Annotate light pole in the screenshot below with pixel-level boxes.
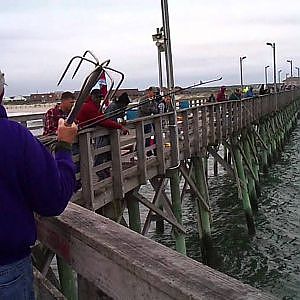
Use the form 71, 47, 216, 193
239, 56, 246, 91
161, 0, 185, 254
295, 67, 300, 78
287, 60, 293, 77
152, 27, 165, 90
266, 42, 277, 91
278, 69, 282, 84
265, 65, 270, 87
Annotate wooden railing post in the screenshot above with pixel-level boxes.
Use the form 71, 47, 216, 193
78, 131, 95, 211
110, 130, 124, 200
136, 121, 147, 184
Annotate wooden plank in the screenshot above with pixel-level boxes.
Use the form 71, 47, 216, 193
136, 121, 147, 184
179, 164, 210, 212
154, 117, 166, 174
182, 110, 191, 157
34, 267, 66, 300
215, 104, 222, 141
222, 102, 228, 139
207, 146, 235, 177
228, 102, 233, 135
78, 274, 112, 300
208, 105, 215, 144
149, 178, 180, 224
133, 191, 186, 234
192, 107, 200, 155
142, 177, 166, 235
110, 130, 124, 200
78, 132, 95, 210
201, 106, 208, 148
36, 203, 276, 300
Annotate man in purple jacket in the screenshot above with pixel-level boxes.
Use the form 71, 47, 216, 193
0, 80, 77, 299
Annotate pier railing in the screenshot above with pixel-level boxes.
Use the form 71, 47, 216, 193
10, 89, 300, 211
35, 202, 275, 300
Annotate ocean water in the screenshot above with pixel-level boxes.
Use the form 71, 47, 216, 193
143, 122, 300, 300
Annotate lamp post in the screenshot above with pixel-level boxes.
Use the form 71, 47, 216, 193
265, 65, 270, 87
239, 56, 246, 91
287, 60, 293, 77
295, 67, 300, 78
266, 42, 277, 91
161, 0, 186, 255
152, 27, 165, 90
278, 69, 282, 84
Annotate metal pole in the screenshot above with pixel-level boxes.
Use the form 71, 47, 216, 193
272, 43, 277, 92
161, 0, 185, 255
265, 66, 269, 87
157, 46, 163, 90
240, 56, 246, 90
161, 0, 174, 88
161, 0, 179, 165
278, 70, 282, 84
240, 57, 243, 90
296, 67, 300, 78
287, 60, 293, 77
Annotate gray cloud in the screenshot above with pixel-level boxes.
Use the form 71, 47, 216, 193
2, 0, 300, 96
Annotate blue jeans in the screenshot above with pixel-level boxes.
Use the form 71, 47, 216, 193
0, 255, 35, 300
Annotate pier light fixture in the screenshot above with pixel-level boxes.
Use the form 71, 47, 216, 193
295, 67, 300, 78
265, 65, 270, 87
239, 56, 247, 90
278, 69, 282, 84
266, 42, 277, 92
152, 27, 165, 90
287, 60, 293, 77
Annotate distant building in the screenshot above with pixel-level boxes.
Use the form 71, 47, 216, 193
30, 92, 59, 102
12, 96, 27, 101
2, 96, 13, 103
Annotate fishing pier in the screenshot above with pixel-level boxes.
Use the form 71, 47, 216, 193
10, 88, 299, 299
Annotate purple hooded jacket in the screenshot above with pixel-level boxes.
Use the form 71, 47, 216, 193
0, 105, 75, 265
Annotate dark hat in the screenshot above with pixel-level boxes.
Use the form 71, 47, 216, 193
118, 92, 130, 105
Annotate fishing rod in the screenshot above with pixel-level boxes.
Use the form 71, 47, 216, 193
78, 76, 223, 130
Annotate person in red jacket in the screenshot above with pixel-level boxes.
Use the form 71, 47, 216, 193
77, 89, 128, 180
77, 89, 128, 133
216, 86, 227, 102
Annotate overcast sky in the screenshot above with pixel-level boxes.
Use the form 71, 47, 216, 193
1, 0, 300, 96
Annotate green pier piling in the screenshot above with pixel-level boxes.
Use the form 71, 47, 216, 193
243, 134, 258, 211
169, 169, 186, 255
260, 124, 269, 173
192, 156, 213, 264
127, 195, 142, 234
57, 256, 77, 300
231, 138, 255, 235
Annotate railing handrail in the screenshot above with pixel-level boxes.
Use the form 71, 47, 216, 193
36, 202, 275, 300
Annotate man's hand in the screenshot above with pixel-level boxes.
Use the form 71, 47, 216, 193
57, 118, 78, 144
120, 126, 129, 135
